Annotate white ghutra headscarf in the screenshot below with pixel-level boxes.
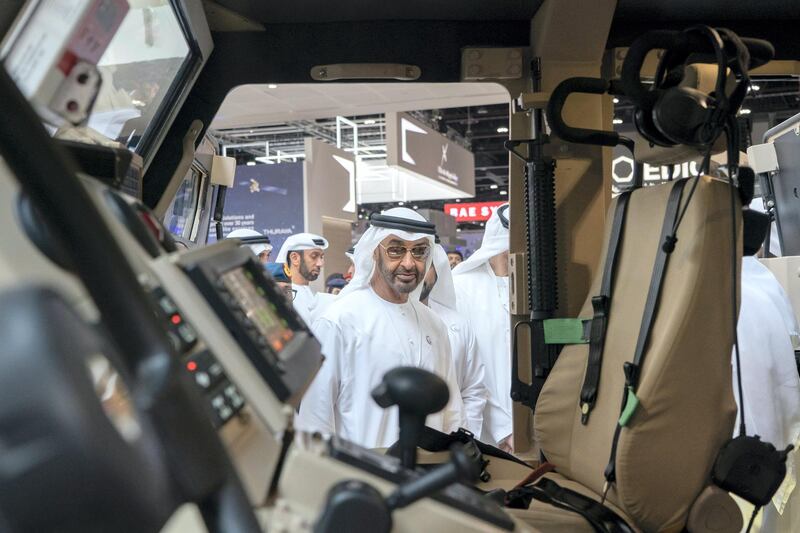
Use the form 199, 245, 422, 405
338, 207, 436, 301
452, 203, 509, 275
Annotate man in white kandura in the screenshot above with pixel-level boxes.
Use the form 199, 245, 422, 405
297, 208, 464, 448
735, 208, 800, 532
421, 240, 487, 436
452, 203, 512, 451
275, 233, 328, 324
227, 228, 273, 264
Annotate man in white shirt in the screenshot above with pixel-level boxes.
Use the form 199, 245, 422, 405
421, 241, 487, 436
297, 208, 464, 448
275, 233, 329, 324
452, 204, 512, 450
734, 207, 800, 531
227, 228, 273, 264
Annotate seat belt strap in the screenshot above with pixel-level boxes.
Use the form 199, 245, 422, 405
579, 192, 632, 424
506, 478, 635, 533
603, 179, 688, 488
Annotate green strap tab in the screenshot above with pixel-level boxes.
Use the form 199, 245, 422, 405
618, 387, 640, 427
543, 318, 589, 345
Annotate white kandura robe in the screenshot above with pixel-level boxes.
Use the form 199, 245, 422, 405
453, 262, 511, 445
430, 300, 487, 437
292, 284, 316, 325
734, 256, 800, 531
297, 287, 465, 449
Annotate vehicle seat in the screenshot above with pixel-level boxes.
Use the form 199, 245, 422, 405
515, 176, 742, 532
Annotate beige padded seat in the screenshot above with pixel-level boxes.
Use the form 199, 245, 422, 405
515, 176, 741, 532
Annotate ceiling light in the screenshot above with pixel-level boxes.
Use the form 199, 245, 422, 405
267, 84, 278, 89
739, 108, 752, 115
500, 190, 507, 195
497, 126, 509, 133
364, 119, 376, 125
749, 84, 761, 91
398, 201, 405, 206
456, 199, 461, 203
612, 118, 623, 125
413, 205, 419, 209
612, 97, 620, 104
456, 228, 462, 232
490, 184, 498, 189
246, 161, 256, 166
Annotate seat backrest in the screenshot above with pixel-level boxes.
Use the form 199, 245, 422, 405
533, 176, 740, 531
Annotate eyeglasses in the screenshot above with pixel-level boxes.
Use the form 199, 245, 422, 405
379, 243, 431, 260
282, 287, 297, 301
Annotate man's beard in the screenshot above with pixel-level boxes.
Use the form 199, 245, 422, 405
299, 259, 319, 281
377, 253, 421, 294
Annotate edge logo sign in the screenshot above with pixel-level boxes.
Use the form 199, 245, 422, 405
612, 154, 701, 192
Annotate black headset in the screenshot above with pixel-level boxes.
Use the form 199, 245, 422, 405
624, 26, 751, 149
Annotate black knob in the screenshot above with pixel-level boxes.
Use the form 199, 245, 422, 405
371, 367, 449, 469
385, 443, 480, 510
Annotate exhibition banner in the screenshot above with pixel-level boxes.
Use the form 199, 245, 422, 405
386, 111, 475, 196
211, 162, 305, 256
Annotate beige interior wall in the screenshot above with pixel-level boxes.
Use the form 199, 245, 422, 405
321, 217, 353, 286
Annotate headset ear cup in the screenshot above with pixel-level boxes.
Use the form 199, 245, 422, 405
634, 97, 677, 147
653, 87, 713, 147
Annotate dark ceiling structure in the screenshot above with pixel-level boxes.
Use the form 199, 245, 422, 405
145, 0, 800, 209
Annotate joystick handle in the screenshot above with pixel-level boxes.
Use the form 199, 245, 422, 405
386, 443, 480, 510
372, 367, 450, 469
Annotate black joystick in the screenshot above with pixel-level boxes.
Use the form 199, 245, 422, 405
371, 367, 450, 470
386, 443, 481, 510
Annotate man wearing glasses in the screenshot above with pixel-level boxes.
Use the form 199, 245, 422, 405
265, 263, 296, 303
297, 207, 464, 449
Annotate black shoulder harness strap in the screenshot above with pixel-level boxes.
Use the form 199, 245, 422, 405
506, 477, 635, 533
579, 191, 632, 424
603, 178, 688, 490
387, 426, 532, 469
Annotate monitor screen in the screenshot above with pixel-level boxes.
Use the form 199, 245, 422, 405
87, 3, 192, 152
219, 266, 295, 356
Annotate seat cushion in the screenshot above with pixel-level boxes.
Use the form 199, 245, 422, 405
533, 177, 739, 531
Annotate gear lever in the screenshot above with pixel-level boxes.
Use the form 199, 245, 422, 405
371, 367, 450, 469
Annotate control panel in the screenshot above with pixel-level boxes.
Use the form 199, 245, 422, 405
178, 245, 323, 405
150, 286, 245, 428
328, 437, 515, 530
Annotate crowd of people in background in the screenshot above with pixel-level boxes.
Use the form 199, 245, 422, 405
228, 204, 512, 450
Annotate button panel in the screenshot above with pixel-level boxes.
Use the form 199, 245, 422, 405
185, 349, 245, 427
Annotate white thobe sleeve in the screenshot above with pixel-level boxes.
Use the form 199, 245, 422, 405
438, 333, 466, 434
296, 318, 344, 436
459, 325, 488, 437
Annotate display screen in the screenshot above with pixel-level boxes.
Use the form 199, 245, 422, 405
219, 267, 294, 354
